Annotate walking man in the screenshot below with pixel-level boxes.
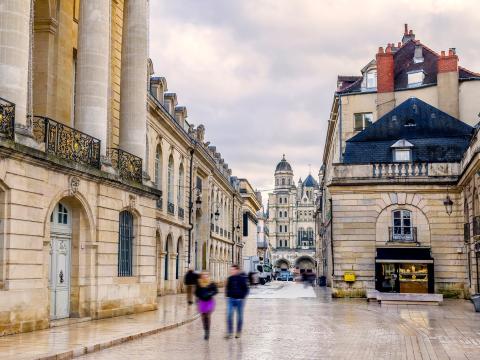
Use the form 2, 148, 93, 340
184, 268, 199, 305
225, 265, 249, 339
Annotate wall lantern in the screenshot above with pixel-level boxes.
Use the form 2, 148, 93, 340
443, 195, 453, 216
235, 224, 241, 233
214, 209, 220, 221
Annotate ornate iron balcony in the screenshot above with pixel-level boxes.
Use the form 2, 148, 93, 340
178, 207, 184, 219
0, 97, 15, 140
156, 198, 163, 210
108, 148, 142, 183
32, 115, 101, 168
388, 226, 417, 242
167, 202, 175, 215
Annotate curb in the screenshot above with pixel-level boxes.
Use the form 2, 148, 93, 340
36, 313, 201, 360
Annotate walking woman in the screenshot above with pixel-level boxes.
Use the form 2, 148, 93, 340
195, 272, 218, 340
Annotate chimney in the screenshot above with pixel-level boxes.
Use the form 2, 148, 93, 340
437, 49, 459, 118
376, 45, 395, 117
401, 24, 415, 44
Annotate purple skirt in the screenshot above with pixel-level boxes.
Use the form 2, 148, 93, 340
197, 298, 215, 314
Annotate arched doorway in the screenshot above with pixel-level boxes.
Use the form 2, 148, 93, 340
49, 202, 72, 320
275, 258, 290, 270
295, 256, 315, 272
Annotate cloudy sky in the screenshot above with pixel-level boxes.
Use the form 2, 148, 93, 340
149, 0, 480, 196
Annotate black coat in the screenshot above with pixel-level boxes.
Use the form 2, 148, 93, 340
184, 271, 199, 285
195, 283, 218, 301
226, 274, 249, 299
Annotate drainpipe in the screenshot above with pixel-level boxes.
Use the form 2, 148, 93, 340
329, 198, 335, 276
187, 146, 195, 267
231, 193, 236, 264
338, 95, 343, 163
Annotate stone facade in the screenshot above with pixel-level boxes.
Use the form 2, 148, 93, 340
0, 0, 251, 336
267, 156, 318, 271
318, 25, 480, 298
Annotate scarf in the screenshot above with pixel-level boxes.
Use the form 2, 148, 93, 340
198, 277, 211, 288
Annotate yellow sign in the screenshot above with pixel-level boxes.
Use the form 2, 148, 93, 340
344, 272, 356, 282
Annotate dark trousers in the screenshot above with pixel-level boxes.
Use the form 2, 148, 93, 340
186, 285, 194, 304
201, 313, 211, 332
227, 298, 244, 334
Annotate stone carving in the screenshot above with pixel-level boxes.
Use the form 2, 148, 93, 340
128, 194, 136, 210
197, 125, 205, 142
69, 176, 80, 196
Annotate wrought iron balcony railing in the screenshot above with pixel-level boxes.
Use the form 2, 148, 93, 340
0, 97, 15, 140
388, 227, 417, 242
156, 198, 163, 210
178, 207, 184, 219
473, 216, 480, 237
167, 202, 175, 215
108, 148, 142, 183
32, 115, 101, 168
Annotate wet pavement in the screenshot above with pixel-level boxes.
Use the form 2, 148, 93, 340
78, 282, 480, 360
0, 294, 198, 360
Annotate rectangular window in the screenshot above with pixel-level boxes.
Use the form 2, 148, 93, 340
407, 71, 424, 87
243, 213, 248, 236
354, 113, 373, 131
366, 71, 377, 89
394, 149, 411, 162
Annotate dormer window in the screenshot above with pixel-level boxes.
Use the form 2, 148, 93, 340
407, 71, 424, 87
391, 139, 414, 162
366, 71, 377, 89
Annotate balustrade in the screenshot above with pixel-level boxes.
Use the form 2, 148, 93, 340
372, 163, 428, 178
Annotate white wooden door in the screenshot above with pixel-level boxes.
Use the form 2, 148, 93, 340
49, 203, 72, 320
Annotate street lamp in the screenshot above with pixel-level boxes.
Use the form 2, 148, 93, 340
443, 195, 453, 216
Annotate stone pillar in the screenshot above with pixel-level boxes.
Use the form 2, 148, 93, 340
74, 0, 110, 156
0, 0, 30, 127
119, 0, 148, 161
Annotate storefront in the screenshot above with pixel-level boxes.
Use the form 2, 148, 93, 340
375, 247, 434, 294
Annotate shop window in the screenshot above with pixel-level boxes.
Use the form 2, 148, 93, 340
392, 210, 413, 241
354, 113, 373, 131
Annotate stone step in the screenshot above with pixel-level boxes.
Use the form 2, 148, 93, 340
378, 292, 443, 305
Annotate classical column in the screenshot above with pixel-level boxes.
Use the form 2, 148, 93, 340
74, 0, 110, 156
0, 0, 31, 127
119, 0, 148, 161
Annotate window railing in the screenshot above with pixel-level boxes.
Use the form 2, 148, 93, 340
167, 202, 175, 215
473, 216, 480, 237
32, 115, 101, 168
178, 207, 184, 219
220, 228, 224, 236
388, 227, 417, 242
108, 147, 142, 183
215, 225, 219, 234
372, 163, 428, 178
0, 97, 15, 140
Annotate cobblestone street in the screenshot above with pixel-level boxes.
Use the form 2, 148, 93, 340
78, 282, 480, 360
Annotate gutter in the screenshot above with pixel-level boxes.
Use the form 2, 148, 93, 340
329, 198, 335, 276
187, 145, 195, 267
231, 193, 236, 264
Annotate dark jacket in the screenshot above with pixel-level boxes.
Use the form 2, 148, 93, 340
184, 271, 199, 286
195, 283, 218, 301
226, 274, 249, 299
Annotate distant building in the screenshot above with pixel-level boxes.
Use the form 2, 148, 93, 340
267, 156, 319, 271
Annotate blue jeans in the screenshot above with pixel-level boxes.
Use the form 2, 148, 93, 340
227, 298, 244, 334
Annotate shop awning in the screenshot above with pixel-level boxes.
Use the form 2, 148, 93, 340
375, 247, 433, 264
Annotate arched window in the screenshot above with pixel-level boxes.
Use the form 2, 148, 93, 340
392, 210, 413, 241
155, 145, 162, 189
282, 178, 285, 185
118, 211, 134, 277
278, 210, 282, 218
279, 197, 282, 204
167, 155, 174, 205
284, 211, 288, 218
177, 163, 184, 208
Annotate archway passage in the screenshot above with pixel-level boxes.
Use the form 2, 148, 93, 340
275, 258, 290, 269
295, 256, 315, 272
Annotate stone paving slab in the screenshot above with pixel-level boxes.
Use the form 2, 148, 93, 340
0, 294, 198, 360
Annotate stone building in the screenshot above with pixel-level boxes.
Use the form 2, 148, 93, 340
267, 156, 319, 272
0, 0, 248, 336
318, 24, 480, 298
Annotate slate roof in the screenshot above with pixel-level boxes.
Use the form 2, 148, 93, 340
337, 38, 480, 95
275, 155, 293, 173
343, 98, 473, 164
303, 174, 318, 187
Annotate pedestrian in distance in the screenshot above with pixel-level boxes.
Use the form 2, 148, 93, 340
195, 271, 218, 340
184, 268, 199, 305
225, 264, 249, 339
